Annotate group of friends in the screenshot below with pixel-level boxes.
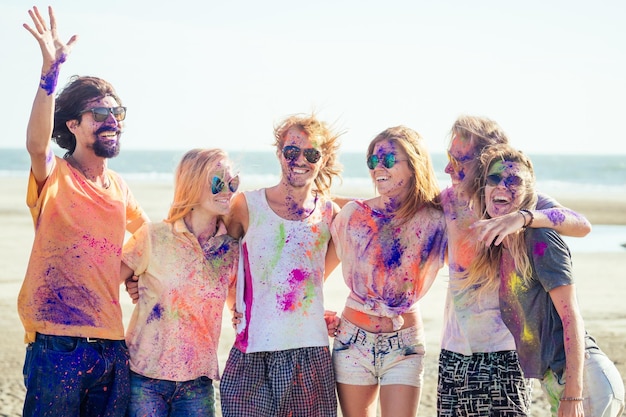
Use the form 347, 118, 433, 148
18, 5, 625, 417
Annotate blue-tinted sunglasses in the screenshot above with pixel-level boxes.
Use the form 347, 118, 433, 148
211, 175, 240, 194
486, 173, 523, 189
282, 145, 322, 164
367, 153, 407, 170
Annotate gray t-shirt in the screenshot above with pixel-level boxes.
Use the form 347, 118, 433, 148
499, 227, 598, 379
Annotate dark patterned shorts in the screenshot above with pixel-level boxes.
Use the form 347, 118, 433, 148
219, 346, 337, 417
437, 349, 532, 417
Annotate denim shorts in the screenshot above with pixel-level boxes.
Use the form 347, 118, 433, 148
22, 333, 130, 417
541, 348, 625, 417
332, 317, 425, 387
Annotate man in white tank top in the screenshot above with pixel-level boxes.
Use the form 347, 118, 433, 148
220, 113, 343, 417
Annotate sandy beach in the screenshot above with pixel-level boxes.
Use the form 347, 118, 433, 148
1, 177, 624, 417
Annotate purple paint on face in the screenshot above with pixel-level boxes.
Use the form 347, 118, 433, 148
533, 241, 548, 257
40, 54, 67, 96
547, 209, 566, 226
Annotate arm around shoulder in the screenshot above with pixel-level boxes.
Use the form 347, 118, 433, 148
532, 202, 592, 237
225, 192, 248, 239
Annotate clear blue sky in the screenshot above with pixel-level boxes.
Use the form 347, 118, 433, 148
2, 0, 625, 154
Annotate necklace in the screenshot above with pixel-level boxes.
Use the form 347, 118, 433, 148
66, 154, 110, 189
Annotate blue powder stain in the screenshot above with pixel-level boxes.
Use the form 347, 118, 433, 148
147, 303, 164, 323
40, 54, 67, 96
420, 227, 445, 264
382, 237, 403, 269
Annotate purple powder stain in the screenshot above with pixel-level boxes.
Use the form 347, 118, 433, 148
147, 303, 164, 323
40, 54, 67, 96
382, 237, 403, 269
533, 241, 548, 257
420, 227, 445, 264
277, 269, 309, 311
547, 209, 566, 226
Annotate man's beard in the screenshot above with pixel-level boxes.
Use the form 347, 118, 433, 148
92, 129, 122, 158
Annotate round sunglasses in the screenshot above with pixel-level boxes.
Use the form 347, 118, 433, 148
366, 153, 407, 170
282, 145, 322, 164
486, 173, 524, 189
81, 106, 127, 122
211, 175, 240, 195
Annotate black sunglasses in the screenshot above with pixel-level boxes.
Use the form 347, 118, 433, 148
486, 173, 524, 189
81, 106, 127, 122
211, 175, 240, 195
282, 145, 322, 164
367, 153, 406, 170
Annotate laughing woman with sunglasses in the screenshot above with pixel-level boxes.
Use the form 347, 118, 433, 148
121, 149, 240, 417
329, 126, 447, 417
465, 144, 624, 417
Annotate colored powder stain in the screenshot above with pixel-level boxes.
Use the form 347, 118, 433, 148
277, 269, 310, 311
40, 54, 67, 95
533, 241, 548, 257
269, 224, 287, 271
37, 274, 97, 326
235, 243, 252, 351
521, 323, 536, 344
547, 209, 566, 226
382, 238, 403, 269
147, 303, 164, 323
420, 227, 444, 264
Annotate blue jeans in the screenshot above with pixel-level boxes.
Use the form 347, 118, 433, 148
22, 333, 130, 417
541, 348, 625, 417
127, 371, 215, 417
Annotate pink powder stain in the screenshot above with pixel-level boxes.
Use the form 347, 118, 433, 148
278, 269, 310, 312
533, 241, 548, 257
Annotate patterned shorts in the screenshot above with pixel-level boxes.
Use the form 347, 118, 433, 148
219, 346, 337, 417
332, 318, 425, 387
437, 349, 532, 417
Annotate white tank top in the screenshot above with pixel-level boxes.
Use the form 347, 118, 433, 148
234, 189, 333, 353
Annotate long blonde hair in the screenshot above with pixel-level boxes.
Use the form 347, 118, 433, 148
459, 144, 538, 298
367, 126, 441, 223
166, 148, 232, 224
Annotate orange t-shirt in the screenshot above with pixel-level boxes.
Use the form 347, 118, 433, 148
18, 156, 145, 343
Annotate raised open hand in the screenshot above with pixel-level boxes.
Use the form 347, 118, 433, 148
23, 6, 77, 72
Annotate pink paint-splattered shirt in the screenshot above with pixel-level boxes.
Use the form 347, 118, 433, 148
234, 189, 332, 353
18, 156, 145, 343
123, 219, 238, 381
331, 201, 447, 330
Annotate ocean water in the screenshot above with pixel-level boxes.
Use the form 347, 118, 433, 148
2, 147, 624, 252
2, 148, 624, 195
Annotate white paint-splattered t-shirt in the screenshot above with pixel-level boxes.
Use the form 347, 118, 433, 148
234, 189, 332, 353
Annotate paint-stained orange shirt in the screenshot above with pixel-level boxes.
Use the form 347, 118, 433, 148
18, 156, 145, 343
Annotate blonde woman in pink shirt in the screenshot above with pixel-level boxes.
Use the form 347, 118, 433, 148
121, 148, 240, 416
